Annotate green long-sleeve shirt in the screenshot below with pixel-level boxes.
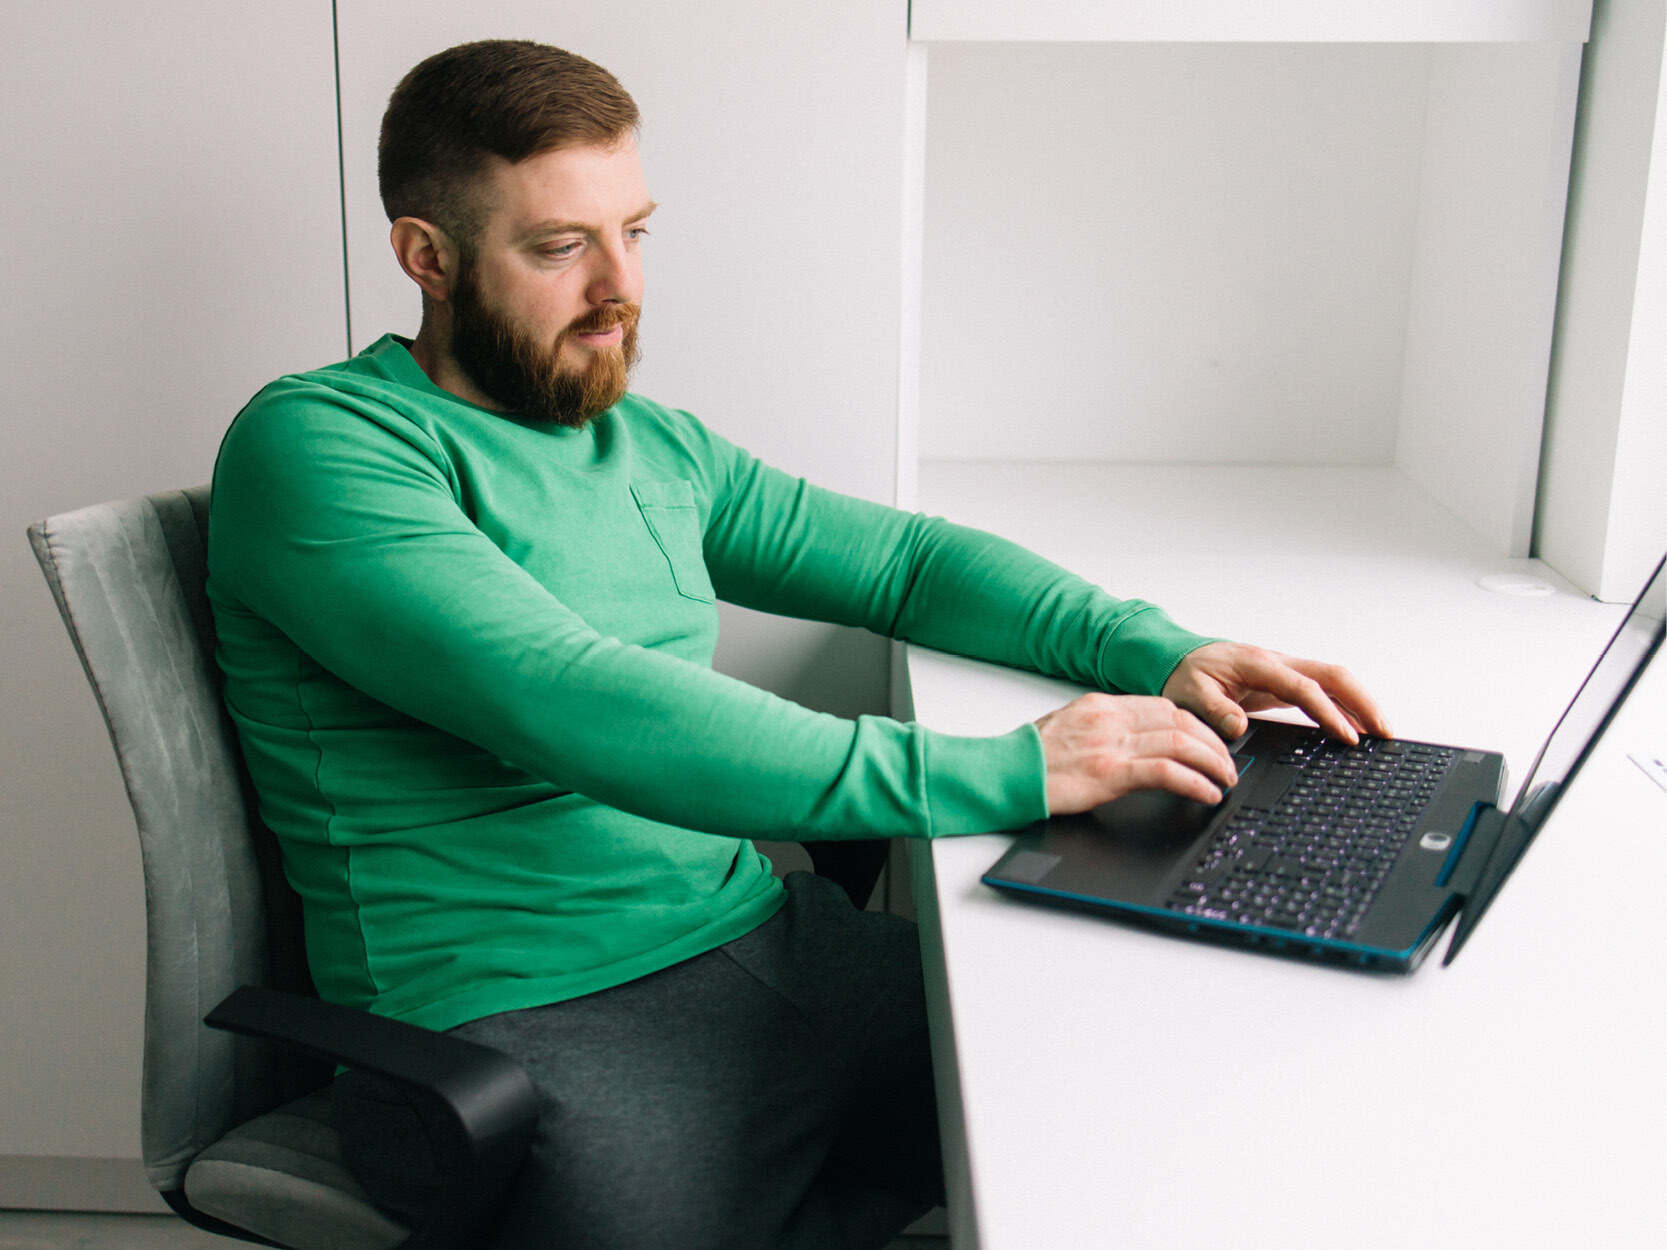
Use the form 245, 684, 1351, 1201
208, 334, 1212, 1031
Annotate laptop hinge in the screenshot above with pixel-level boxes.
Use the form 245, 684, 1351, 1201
1440, 803, 1510, 899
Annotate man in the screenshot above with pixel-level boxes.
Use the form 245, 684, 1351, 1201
208, 39, 1388, 1250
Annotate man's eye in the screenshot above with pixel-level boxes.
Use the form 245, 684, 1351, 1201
626, 226, 650, 242
542, 242, 581, 258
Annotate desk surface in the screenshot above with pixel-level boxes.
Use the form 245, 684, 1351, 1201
904, 463, 1665, 1250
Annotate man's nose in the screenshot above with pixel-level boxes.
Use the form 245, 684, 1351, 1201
585, 241, 639, 305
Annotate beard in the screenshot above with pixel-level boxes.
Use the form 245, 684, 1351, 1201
447, 266, 640, 428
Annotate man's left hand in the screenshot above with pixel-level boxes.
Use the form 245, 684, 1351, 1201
1161, 642, 1393, 745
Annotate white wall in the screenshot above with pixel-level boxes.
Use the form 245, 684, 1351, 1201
0, 0, 344, 1175
909, 0, 1595, 42
919, 42, 1431, 467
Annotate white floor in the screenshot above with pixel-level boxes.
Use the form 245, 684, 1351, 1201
0, 1213, 225, 1250
0, 1211, 949, 1249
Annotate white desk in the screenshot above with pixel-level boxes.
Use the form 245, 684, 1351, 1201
904, 463, 1665, 1250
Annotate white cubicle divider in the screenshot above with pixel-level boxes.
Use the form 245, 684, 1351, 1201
1393, 42, 1583, 557
907, 5, 1592, 560
1538, 0, 1667, 602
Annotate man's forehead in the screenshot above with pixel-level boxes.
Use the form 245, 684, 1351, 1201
482, 141, 651, 236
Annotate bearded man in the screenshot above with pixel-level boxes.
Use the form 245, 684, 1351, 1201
208, 39, 1388, 1250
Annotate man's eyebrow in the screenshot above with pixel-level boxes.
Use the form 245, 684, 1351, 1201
517, 202, 658, 241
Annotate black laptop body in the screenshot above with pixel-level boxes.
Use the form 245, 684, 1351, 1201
983, 553, 1667, 973
983, 719, 1504, 971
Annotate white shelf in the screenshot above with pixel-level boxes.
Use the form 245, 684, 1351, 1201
906, 38, 1583, 557
911, 0, 1593, 44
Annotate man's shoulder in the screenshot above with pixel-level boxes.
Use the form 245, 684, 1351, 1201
246, 334, 427, 415
228, 335, 463, 458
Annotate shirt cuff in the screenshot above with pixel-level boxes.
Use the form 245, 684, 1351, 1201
922, 722, 1050, 837
1096, 603, 1221, 695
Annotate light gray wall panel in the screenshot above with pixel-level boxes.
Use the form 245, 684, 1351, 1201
1, 1, 345, 1163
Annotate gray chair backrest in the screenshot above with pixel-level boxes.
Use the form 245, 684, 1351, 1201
28, 486, 320, 1193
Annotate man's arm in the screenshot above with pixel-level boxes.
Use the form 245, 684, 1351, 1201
686, 413, 1390, 810
691, 422, 1211, 695
210, 388, 1048, 841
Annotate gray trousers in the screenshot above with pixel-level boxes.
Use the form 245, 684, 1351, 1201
450, 870, 945, 1250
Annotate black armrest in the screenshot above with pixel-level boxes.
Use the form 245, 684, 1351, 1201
206, 985, 538, 1250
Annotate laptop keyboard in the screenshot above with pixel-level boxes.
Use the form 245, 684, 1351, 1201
1165, 738, 1458, 940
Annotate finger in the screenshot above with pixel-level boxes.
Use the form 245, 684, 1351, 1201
1178, 680, 1251, 742
1155, 665, 1243, 741
1239, 659, 1361, 744
1054, 699, 1237, 782
1129, 722, 1239, 790
1118, 756, 1228, 806
1173, 706, 1240, 781
1137, 701, 1240, 779
1282, 658, 1394, 739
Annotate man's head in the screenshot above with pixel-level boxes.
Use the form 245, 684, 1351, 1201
382, 41, 650, 426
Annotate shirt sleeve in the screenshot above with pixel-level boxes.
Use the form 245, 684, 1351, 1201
680, 412, 1217, 696
209, 386, 1047, 841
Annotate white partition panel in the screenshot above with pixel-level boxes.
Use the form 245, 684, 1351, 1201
1395, 42, 1584, 557
1538, 0, 1667, 600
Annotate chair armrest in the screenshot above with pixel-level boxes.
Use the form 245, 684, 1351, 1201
206, 985, 538, 1250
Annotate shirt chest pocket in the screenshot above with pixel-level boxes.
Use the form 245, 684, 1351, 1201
630, 480, 716, 604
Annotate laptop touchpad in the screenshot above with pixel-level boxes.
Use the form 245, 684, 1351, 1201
1032, 788, 1225, 897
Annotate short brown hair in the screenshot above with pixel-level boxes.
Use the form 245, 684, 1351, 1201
378, 40, 640, 249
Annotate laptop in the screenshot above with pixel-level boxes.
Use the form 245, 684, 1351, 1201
983, 553, 1666, 971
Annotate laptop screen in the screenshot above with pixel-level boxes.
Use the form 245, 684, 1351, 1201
1445, 553, 1666, 964
1511, 553, 1666, 831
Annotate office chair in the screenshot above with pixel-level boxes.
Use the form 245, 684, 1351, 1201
27, 486, 539, 1250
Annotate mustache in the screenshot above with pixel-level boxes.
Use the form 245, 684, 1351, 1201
562, 301, 641, 340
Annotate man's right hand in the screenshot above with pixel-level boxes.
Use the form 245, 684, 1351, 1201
1035, 693, 1240, 815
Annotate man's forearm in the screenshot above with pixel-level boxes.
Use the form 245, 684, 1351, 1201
703, 457, 1214, 696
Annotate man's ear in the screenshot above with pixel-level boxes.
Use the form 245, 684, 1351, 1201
390, 217, 457, 302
